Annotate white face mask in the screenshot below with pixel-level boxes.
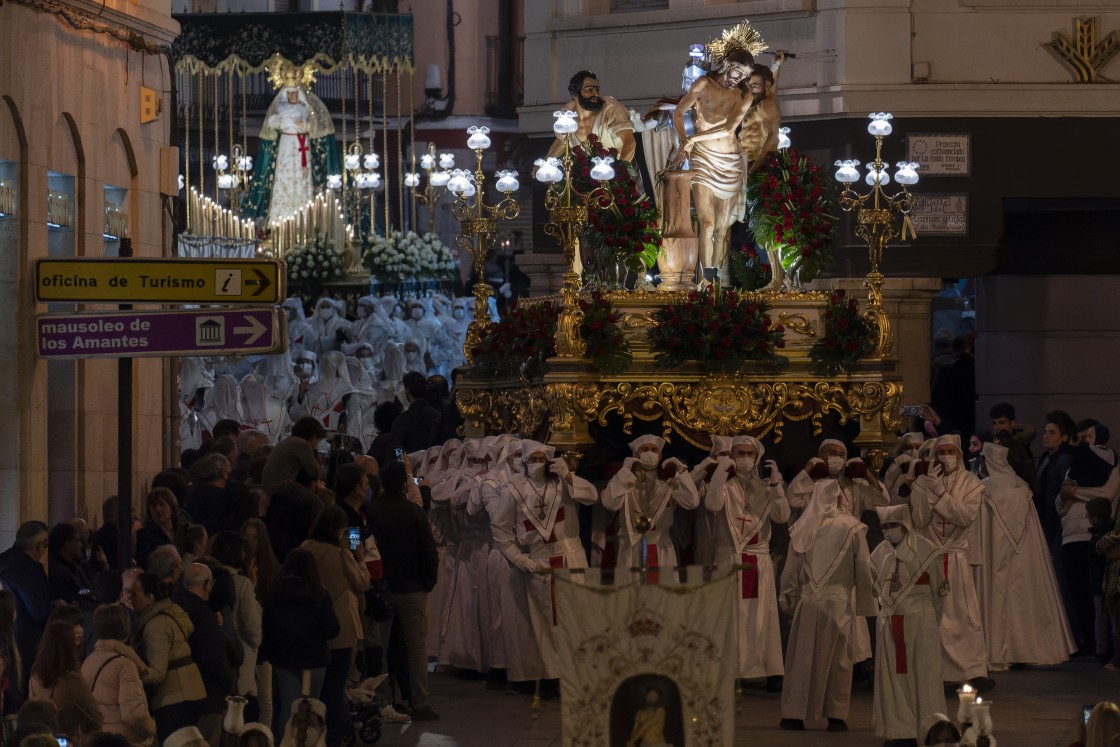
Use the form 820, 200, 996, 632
410, 308, 424, 320
453, 308, 466, 319
638, 451, 660, 470
405, 350, 420, 361
295, 362, 314, 378
357, 306, 371, 319
940, 454, 958, 472
526, 462, 547, 481
734, 456, 756, 474
827, 456, 845, 475
318, 306, 334, 320
883, 526, 906, 545
358, 357, 374, 371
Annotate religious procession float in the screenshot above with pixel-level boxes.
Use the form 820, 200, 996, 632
171, 14, 919, 463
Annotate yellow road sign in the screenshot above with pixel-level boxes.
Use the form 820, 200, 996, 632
36, 258, 286, 304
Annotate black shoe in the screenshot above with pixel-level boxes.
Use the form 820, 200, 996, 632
779, 719, 805, 731
966, 676, 996, 693
827, 718, 848, 732
765, 675, 783, 693
410, 707, 440, 722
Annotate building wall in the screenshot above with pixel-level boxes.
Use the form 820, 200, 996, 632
0, 0, 178, 544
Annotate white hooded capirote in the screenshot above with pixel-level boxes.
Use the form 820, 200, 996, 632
305, 298, 352, 356
883, 432, 925, 499
780, 480, 876, 725
601, 436, 699, 571
687, 435, 736, 567
909, 433, 989, 682
180, 357, 217, 451
492, 439, 598, 680
705, 434, 790, 678
977, 441, 1076, 668
869, 503, 948, 742
282, 297, 313, 349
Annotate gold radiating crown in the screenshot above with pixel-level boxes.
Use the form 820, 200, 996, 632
706, 19, 767, 65
265, 56, 318, 90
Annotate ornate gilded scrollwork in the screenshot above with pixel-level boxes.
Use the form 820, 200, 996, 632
776, 312, 817, 338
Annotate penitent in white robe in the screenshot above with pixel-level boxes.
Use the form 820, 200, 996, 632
978, 447, 1076, 668
601, 458, 700, 571
707, 462, 789, 678
870, 538, 947, 741
779, 516, 876, 722
493, 473, 598, 680
910, 468, 988, 681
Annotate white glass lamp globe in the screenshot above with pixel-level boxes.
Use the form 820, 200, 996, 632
404, 172, 421, 188
364, 153, 380, 171
447, 169, 472, 194
894, 161, 920, 186
326, 174, 343, 190
212, 154, 229, 171
429, 171, 451, 187
217, 174, 235, 190
868, 112, 894, 137
466, 126, 491, 150
865, 163, 891, 186
237, 155, 253, 172
833, 159, 861, 184
344, 154, 361, 171
590, 156, 615, 181
553, 110, 579, 135
533, 157, 563, 184
778, 127, 791, 150
370, 174, 383, 191
461, 182, 477, 198
495, 170, 520, 194
354, 173, 369, 189
438, 153, 455, 169
420, 153, 435, 170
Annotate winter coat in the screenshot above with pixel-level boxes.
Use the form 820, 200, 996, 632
0, 546, 52, 675
300, 539, 369, 650
80, 639, 156, 746
259, 580, 340, 671
29, 670, 103, 741
131, 598, 205, 710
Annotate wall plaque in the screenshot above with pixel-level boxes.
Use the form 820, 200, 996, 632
910, 193, 968, 236
906, 134, 971, 176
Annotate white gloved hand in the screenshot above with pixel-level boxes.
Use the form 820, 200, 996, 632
550, 456, 570, 480
499, 282, 512, 299
914, 474, 941, 494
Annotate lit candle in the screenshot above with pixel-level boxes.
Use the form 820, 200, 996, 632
956, 684, 976, 724
971, 698, 992, 735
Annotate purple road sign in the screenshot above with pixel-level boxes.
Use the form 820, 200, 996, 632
36, 308, 286, 359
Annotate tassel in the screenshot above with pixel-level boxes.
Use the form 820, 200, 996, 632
901, 214, 918, 241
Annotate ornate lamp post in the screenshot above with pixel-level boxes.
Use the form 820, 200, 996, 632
405, 142, 454, 234
215, 145, 253, 215
834, 112, 920, 357
535, 110, 616, 359
344, 144, 382, 235
450, 126, 520, 363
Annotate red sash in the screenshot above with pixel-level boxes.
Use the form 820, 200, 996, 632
740, 535, 760, 599
297, 133, 309, 167
646, 545, 659, 585
523, 507, 565, 544
549, 555, 564, 625
891, 615, 907, 674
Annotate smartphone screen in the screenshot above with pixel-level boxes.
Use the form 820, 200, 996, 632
412, 477, 422, 485
1085, 705, 1094, 724
57, 738, 70, 747
394, 447, 404, 461
347, 527, 361, 551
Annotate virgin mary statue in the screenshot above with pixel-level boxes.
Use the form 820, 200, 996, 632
241, 82, 341, 224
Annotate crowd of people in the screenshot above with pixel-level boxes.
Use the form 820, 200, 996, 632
4, 365, 1120, 747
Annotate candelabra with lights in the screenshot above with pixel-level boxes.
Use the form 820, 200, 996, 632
449, 126, 521, 363
404, 142, 455, 234
834, 112, 920, 357
344, 143, 383, 237
534, 110, 618, 359
214, 146, 253, 221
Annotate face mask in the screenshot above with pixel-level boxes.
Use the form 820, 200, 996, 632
734, 456, 756, 474
359, 357, 374, 370
357, 306, 370, 319
405, 350, 420, 361
319, 307, 334, 320
285, 308, 297, 321
453, 309, 466, 319
526, 463, 546, 481
940, 455, 958, 472
410, 308, 424, 320
295, 362, 313, 378
827, 456, 844, 475
638, 452, 660, 470
884, 526, 906, 545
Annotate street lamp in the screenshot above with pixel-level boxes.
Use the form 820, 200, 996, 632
535, 110, 617, 359
834, 112, 919, 357
450, 126, 520, 363
344, 143, 382, 236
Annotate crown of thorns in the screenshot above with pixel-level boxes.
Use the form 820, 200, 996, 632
706, 19, 767, 65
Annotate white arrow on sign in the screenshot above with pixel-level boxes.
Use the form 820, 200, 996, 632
233, 315, 267, 346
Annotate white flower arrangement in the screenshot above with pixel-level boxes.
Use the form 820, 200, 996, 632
284, 232, 347, 285
363, 230, 458, 282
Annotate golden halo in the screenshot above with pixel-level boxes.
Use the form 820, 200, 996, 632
706, 19, 768, 66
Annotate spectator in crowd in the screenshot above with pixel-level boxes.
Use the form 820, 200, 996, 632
90, 497, 120, 571
233, 430, 270, 482
366, 401, 403, 468
81, 605, 155, 747
0, 520, 51, 689
259, 549, 340, 740
48, 522, 97, 606
388, 372, 440, 454
1087, 497, 1116, 664
145, 546, 182, 587
173, 524, 207, 568
29, 619, 103, 740
1038, 410, 1077, 555
208, 532, 262, 715
1070, 701, 1120, 747
135, 489, 181, 571
186, 454, 236, 536
1, 589, 22, 704
433, 367, 466, 444
266, 467, 325, 563
930, 335, 976, 437
10, 699, 60, 747
261, 417, 326, 497
149, 471, 191, 521
990, 401, 1036, 462
129, 571, 205, 741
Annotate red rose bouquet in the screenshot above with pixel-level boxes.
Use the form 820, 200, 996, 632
810, 289, 873, 376
470, 300, 560, 380
578, 290, 632, 374
747, 148, 838, 284
647, 287, 786, 374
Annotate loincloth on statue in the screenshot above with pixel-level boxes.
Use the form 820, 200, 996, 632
687, 142, 747, 222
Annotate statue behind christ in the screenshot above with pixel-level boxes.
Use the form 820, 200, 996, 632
240, 85, 342, 224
